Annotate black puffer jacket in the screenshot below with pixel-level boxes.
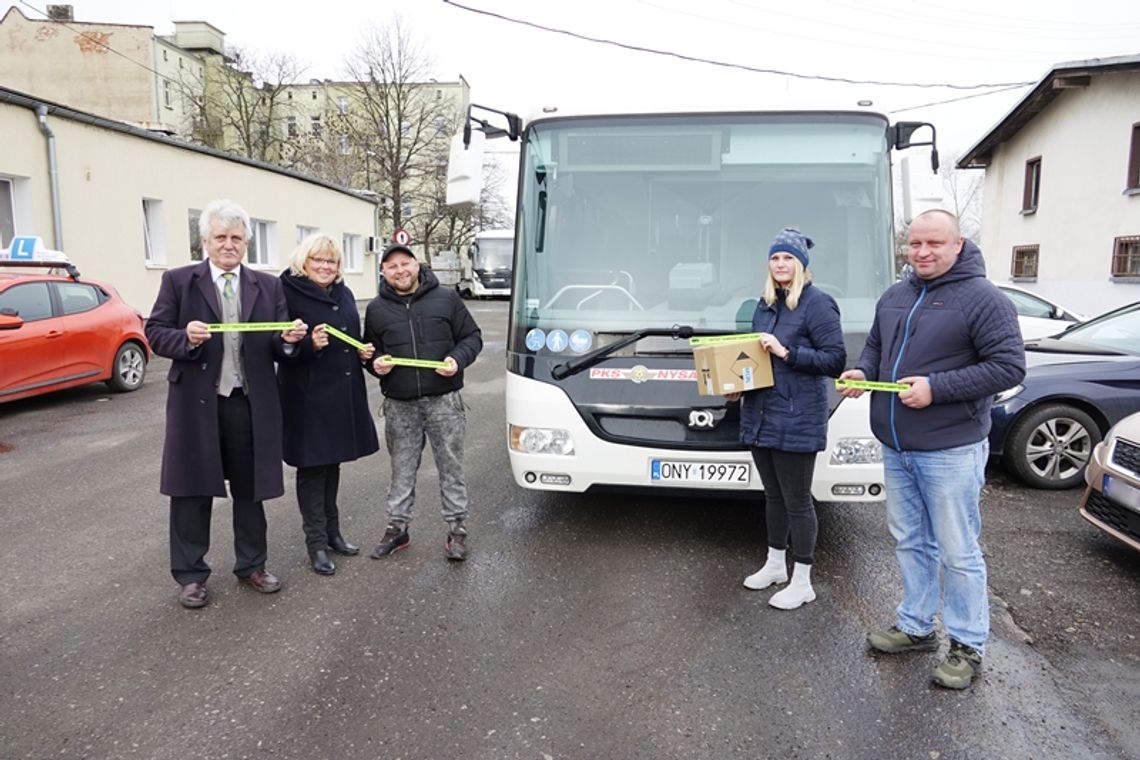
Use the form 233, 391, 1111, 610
362, 267, 483, 400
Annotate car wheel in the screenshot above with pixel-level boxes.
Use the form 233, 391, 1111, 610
107, 342, 147, 392
1002, 404, 1100, 489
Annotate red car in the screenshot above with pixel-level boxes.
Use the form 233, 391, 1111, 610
0, 240, 150, 403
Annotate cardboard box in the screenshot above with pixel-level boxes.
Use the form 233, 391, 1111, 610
692, 338, 774, 396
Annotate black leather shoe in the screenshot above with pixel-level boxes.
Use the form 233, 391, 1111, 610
309, 549, 336, 576
328, 534, 359, 556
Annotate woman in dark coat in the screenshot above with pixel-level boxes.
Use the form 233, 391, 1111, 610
279, 235, 380, 575
726, 228, 846, 610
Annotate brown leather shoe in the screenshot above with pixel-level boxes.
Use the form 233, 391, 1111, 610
178, 582, 208, 609
241, 569, 281, 594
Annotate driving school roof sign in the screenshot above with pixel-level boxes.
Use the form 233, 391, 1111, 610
1, 236, 69, 264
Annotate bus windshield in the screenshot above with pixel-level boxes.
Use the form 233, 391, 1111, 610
475, 237, 513, 271
513, 113, 894, 341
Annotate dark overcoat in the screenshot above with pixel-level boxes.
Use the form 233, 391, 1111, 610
277, 271, 379, 468
145, 261, 294, 500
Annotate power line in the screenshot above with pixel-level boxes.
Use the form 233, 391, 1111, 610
442, 0, 1036, 90
889, 83, 1029, 115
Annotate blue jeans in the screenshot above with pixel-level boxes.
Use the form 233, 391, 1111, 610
882, 440, 989, 654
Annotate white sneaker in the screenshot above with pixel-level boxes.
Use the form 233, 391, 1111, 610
743, 563, 788, 590
768, 583, 816, 610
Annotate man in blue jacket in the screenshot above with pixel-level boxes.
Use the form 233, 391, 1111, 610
363, 243, 483, 561
838, 209, 1025, 690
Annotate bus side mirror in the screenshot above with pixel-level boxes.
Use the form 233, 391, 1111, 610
893, 121, 939, 173
445, 129, 486, 211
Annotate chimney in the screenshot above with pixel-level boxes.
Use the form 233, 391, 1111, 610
46, 5, 74, 22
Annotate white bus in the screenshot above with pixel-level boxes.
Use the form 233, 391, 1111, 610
449, 106, 938, 502
459, 229, 514, 299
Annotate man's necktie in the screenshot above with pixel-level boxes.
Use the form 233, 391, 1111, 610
222, 272, 235, 302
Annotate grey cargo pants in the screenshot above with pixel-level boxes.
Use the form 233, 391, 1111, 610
382, 391, 469, 529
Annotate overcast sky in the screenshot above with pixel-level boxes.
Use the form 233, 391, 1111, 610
38, 0, 1140, 155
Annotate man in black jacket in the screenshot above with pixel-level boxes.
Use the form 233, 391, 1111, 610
363, 243, 483, 561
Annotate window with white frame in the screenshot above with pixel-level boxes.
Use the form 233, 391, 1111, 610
296, 225, 319, 244
342, 233, 362, 272
311, 116, 321, 136
339, 134, 351, 155
401, 201, 413, 218
337, 96, 349, 115
163, 79, 173, 109
0, 178, 14, 249
187, 209, 202, 261
248, 219, 276, 266
1112, 235, 1140, 278
142, 198, 167, 265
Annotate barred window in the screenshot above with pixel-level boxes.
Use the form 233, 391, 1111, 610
1112, 235, 1140, 277
1011, 244, 1039, 279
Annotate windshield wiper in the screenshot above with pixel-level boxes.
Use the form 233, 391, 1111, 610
551, 325, 715, 380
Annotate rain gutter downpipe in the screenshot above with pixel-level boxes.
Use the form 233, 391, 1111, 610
35, 104, 64, 250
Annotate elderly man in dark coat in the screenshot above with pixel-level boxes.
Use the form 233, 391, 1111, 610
146, 198, 307, 609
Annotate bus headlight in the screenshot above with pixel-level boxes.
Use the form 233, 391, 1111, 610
510, 425, 575, 455
830, 437, 882, 465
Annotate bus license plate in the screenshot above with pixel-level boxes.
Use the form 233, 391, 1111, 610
650, 459, 750, 485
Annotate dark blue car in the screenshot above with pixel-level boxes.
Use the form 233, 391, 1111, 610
990, 301, 1140, 490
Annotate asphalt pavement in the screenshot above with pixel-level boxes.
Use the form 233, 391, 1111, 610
1, 300, 1137, 760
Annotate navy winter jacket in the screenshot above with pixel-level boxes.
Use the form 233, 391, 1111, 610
277, 271, 379, 468
739, 282, 846, 453
854, 241, 1026, 452
362, 267, 483, 400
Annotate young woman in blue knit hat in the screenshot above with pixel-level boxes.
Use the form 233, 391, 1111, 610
725, 227, 846, 609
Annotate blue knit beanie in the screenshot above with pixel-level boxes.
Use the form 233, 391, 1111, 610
769, 227, 813, 270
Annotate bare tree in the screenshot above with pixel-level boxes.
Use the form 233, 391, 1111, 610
428, 157, 513, 258
342, 17, 463, 258
181, 47, 307, 162
942, 159, 984, 241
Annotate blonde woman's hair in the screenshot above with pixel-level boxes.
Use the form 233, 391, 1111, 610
288, 233, 343, 284
762, 258, 811, 310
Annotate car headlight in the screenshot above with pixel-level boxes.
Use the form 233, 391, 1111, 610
830, 437, 883, 465
510, 425, 575, 455
994, 384, 1024, 404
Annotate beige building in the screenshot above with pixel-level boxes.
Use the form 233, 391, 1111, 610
0, 5, 206, 136
1, 85, 380, 314
0, 4, 475, 258
959, 55, 1140, 315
